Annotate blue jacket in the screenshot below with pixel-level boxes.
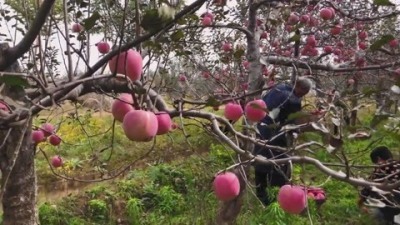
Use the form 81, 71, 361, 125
257, 83, 302, 142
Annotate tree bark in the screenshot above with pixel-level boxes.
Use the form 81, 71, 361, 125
0, 43, 38, 225
1, 120, 37, 225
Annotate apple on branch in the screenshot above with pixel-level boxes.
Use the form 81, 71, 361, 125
213, 172, 240, 201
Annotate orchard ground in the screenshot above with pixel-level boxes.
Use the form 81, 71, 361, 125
3, 96, 395, 225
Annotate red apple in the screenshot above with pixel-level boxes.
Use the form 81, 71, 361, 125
244, 99, 267, 122
41, 123, 55, 137
243, 61, 250, 69
315, 193, 325, 201
347, 78, 355, 85
328, 7, 336, 17
356, 23, 364, 30
202, 12, 214, 21
122, 110, 158, 142
202, 71, 210, 78
324, 46, 333, 53
213, 172, 240, 201
51, 155, 63, 168
337, 40, 345, 48
389, 39, 399, 48
358, 31, 368, 40
299, 14, 310, 24
224, 102, 243, 121
331, 25, 342, 35
171, 122, 178, 130
179, 74, 187, 82
260, 31, 268, 39
307, 5, 315, 11
108, 49, 143, 81
355, 57, 366, 67
202, 16, 212, 26
307, 16, 319, 27
333, 48, 342, 56
241, 83, 249, 90
222, 42, 232, 52
32, 130, 46, 144
156, 112, 172, 135
277, 185, 307, 214
71, 23, 83, 33
287, 13, 299, 25
97, 41, 110, 54
49, 135, 61, 146
285, 25, 293, 32
111, 93, 134, 122
306, 35, 317, 47
358, 42, 367, 50
320, 8, 334, 20
0, 101, 10, 113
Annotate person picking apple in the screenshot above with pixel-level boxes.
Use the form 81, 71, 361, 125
252, 77, 313, 206
359, 146, 400, 225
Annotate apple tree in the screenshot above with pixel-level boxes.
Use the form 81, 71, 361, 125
1, 0, 400, 224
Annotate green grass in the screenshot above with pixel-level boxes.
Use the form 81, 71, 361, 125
33, 104, 400, 225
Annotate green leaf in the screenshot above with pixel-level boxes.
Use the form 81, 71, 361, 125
249, 103, 268, 113
373, 0, 395, 6
370, 114, 390, 129
233, 48, 245, 59
289, 34, 301, 43
361, 86, 377, 97
82, 11, 101, 31
370, 34, 395, 51
205, 96, 220, 107
286, 111, 311, 122
141, 9, 165, 32
0, 75, 29, 87
171, 30, 184, 42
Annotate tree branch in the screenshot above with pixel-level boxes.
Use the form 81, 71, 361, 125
0, 0, 56, 70
326, 1, 400, 22
261, 55, 400, 72
28, 0, 208, 115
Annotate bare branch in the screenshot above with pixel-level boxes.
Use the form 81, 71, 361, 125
0, 0, 56, 70
326, 1, 400, 22
27, 0, 208, 115
262, 55, 400, 72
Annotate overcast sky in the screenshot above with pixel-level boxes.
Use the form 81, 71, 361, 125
0, 0, 400, 75
0, 0, 213, 75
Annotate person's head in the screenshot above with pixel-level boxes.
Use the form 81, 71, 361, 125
294, 77, 313, 98
370, 146, 393, 164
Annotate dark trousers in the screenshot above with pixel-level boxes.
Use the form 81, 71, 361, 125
253, 144, 291, 206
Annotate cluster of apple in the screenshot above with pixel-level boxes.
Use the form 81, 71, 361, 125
213, 172, 321, 215
111, 93, 177, 142
223, 99, 267, 123
31, 123, 61, 146
31, 123, 64, 168
106, 48, 179, 141
71, 22, 111, 55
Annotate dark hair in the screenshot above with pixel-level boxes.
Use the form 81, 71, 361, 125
370, 146, 393, 164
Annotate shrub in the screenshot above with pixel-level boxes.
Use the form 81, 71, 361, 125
126, 198, 143, 225
38, 203, 62, 225
87, 199, 109, 224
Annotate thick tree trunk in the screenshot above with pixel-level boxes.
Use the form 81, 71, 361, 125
215, 2, 262, 224
1, 122, 37, 225
0, 42, 38, 225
